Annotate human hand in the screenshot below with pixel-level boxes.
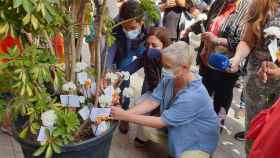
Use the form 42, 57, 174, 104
176, 0, 186, 7
111, 106, 128, 121
258, 61, 280, 82
202, 32, 218, 44
227, 57, 240, 73
257, 61, 269, 83
166, 0, 176, 8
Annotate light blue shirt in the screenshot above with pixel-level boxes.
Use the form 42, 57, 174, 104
151, 75, 219, 158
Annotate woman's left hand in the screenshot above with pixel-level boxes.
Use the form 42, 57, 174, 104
202, 32, 218, 44
111, 106, 128, 121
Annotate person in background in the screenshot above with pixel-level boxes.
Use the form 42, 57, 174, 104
182, 0, 250, 129
105, 0, 147, 134
111, 42, 219, 158
228, 0, 280, 153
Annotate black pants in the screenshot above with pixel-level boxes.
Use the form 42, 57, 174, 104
199, 64, 239, 114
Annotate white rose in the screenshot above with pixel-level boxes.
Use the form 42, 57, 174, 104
75, 62, 88, 72
105, 72, 119, 82
121, 71, 130, 81
123, 87, 134, 98
115, 88, 121, 94
41, 110, 57, 128
98, 95, 112, 107
79, 96, 86, 104
62, 82, 77, 92
264, 26, 280, 38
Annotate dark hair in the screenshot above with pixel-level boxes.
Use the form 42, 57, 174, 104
148, 27, 171, 48
119, 0, 144, 21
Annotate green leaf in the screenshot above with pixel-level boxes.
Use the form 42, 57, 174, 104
22, 14, 31, 25
20, 85, 26, 96
26, 84, 33, 96
31, 15, 38, 30
19, 127, 29, 139
22, 0, 34, 13
0, 23, 9, 35
52, 143, 61, 154
33, 145, 47, 157
45, 145, 53, 158
13, 0, 22, 8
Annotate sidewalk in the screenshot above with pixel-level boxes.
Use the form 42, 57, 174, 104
0, 70, 246, 158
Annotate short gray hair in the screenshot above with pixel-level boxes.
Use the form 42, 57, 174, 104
162, 41, 196, 67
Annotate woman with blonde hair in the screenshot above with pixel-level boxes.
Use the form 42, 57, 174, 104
229, 0, 280, 153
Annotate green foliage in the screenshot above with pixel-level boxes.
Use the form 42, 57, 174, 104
53, 110, 80, 145
139, 0, 161, 25
0, 0, 68, 39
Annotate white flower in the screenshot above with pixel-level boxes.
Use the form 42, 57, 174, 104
41, 110, 57, 128
123, 87, 134, 98
195, 13, 208, 22
75, 62, 88, 72
79, 96, 86, 104
121, 71, 130, 80
62, 82, 77, 92
264, 26, 280, 38
115, 88, 121, 94
105, 72, 119, 82
98, 95, 112, 107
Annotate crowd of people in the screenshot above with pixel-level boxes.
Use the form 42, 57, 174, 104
105, 0, 280, 158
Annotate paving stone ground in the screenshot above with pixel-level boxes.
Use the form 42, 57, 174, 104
0, 69, 246, 158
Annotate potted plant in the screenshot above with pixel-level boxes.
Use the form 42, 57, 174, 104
0, 0, 159, 158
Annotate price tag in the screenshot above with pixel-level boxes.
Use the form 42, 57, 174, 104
68, 95, 80, 107
37, 126, 47, 143
79, 106, 90, 120
93, 121, 109, 136
60, 95, 69, 107
268, 39, 278, 62
77, 72, 88, 85
90, 108, 111, 121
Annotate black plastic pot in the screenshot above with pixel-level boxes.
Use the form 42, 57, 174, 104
13, 118, 118, 158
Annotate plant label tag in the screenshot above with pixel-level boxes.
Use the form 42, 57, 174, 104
104, 86, 114, 97
268, 39, 278, 62
77, 72, 88, 85
79, 106, 90, 120
37, 126, 47, 143
90, 108, 111, 121
60, 95, 69, 107
90, 80, 97, 95
95, 121, 109, 136
68, 95, 80, 107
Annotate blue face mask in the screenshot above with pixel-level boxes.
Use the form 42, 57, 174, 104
162, 67, 175, 79
123, 27, 141, 40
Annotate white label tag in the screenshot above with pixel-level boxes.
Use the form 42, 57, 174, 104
37, 126, 47, 143
79, 106, 90, 120
90, 108, 111, 121
68, 95, 80, 107
77, 72, 88, 85
60, 95, 69, 107
60, 95, 80, 107
94, 121, 109, 136
268, 39, 278, 62
104, 86, 114, 96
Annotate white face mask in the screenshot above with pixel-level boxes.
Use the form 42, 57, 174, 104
162, 67, 175, 78
123, 27, 141, 40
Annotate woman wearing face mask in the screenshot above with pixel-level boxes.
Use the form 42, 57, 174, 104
111, 42, 219, 158
182, 0, 250, 126
121, 27, 171, 146
228, 0, 280, 153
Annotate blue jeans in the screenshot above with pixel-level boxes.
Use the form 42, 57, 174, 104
120, 80, 130, 110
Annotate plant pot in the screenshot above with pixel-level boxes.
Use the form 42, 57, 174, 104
12, 118, 118, 158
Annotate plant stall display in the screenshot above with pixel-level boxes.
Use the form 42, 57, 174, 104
0, 0, 160, 158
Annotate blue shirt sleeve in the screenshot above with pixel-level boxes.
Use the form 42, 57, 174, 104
160, 95, 202, 127
151, 79, 165, 103
121, 57, 144, 74
106, 43, 118, 70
